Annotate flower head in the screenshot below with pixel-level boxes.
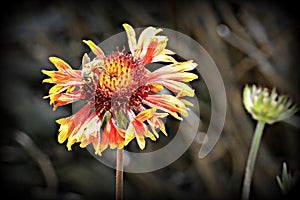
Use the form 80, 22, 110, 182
243, 84, 298, 124
42, 23, 198, 155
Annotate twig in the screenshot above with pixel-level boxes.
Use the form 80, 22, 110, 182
15, 130, 58, 198
217, 24, 300, 105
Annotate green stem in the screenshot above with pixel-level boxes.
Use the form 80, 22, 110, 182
116, 149, 123, 200
242, 120, 265, 200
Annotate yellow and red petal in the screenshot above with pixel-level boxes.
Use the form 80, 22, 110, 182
56, 118, 72, 144
137, 26, 158, 48
42, 57, 83, 87
43, 58, 84, 110
135, 107, 157, 122
124, 109, 158, 150
126, 24, 169, 65
140, 37, 169, 64
99, 118, 125, 153
147, 61, 198, 84
47, 85, 65, 96
42, 71, 82, 85
149, 72, 198, 83
123, 23, 137, 54
76, 113, 101, 139
155, 80, 195, 97
147, 112, 169, 138
180, 99, 194, 107
80, 132, 98, 149
150, 83, 164, 93
152, 36, 168, 56
124, 124, 135, 146
49, 90, 85, 111
162, 48, 176, 55
143, 94, 188, 120
125, 120, 146, 150
83, 40, 105, 59
56, 103, 93, 148
49, 57, 73, 72
152, 54, 177, 63
150, 61, 197, 75
141, 38, 159, 64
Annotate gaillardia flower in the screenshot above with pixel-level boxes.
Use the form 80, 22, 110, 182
42, 23, 198, 155
243, 84, 298, 124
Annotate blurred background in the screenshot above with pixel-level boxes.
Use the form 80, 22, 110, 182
1, 0, 299, 199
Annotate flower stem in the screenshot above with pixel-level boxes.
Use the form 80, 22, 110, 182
242, 120, 265, 200
116, 148, 123, 200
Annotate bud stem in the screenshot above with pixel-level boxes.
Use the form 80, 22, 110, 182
242, 120, 265, 200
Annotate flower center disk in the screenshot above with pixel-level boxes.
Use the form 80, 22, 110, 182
86, 52, 151, 116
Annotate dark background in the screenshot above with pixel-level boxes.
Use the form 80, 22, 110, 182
1, 0, 299, 199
